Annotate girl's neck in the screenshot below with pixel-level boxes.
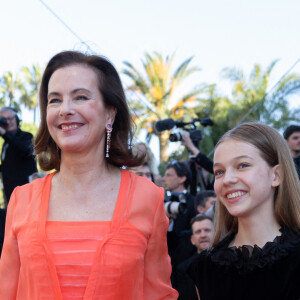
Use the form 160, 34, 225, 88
231, 214, 281, 248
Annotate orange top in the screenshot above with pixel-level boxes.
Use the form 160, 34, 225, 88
0, 169, 178, 300
46, 221, 111, 300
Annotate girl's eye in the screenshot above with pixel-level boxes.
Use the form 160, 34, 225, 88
238, 163, 250, 169
214, 169, 224, 176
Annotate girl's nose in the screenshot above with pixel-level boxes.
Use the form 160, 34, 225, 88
223, 168, 238, 185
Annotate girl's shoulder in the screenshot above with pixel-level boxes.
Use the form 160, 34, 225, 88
207, 227, 300, 274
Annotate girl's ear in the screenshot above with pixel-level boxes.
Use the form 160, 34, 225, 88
271, 164, 281, 188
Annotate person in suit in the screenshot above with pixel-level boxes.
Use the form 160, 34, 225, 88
0, 208, 6, 257
163, 161, 198, 288
195, 190, 217, 214
0, 107, 37, 203
283, 125, 300, 179
176, 215, 214, 300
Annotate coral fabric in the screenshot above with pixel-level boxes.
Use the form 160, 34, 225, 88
46, 221, 111, 300
0, 169, 178, 300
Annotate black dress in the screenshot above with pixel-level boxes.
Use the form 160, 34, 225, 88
188, 227, 300, 300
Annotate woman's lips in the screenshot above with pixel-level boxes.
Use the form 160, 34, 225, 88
59, 123, 83, 131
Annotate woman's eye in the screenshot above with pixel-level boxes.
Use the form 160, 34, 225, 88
76, 95, 88, 100
48, 98, 61, 104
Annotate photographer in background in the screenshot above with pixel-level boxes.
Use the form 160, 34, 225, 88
176, 215, 214, 299
132, 142, 163, 186
283, 125, 300, 179
163, 161, 198, 287
195, 190, 217, 214
0, 107, 37, 203
163, 161, 197, 234
182, 131, 214, 190
128, 162, 153, 182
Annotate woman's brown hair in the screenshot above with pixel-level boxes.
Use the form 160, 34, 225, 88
35, 50, 143, 171
213, 122, 300, 246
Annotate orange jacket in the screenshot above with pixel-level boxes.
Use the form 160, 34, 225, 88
0, 170, 178, 300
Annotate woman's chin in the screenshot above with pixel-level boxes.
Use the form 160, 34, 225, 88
59, 143, 85, 154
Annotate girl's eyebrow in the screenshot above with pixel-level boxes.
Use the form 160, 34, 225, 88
213, 155, 254, 168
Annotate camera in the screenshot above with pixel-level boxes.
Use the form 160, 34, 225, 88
154, 117, 213, 146
169, 129, 202, 143
164, 193, 187, 218
0, 116, 8, 128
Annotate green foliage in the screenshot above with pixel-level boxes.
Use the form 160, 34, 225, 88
19, 64, 43, 123
0, 64, 43, 124
0, 71, 22, 109
20, 122, 38, 136
191, 60, 300, 158
123, 52, 208, 163
0, 57, 299, 169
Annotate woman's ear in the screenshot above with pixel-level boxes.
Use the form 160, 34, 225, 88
271, 164, 281, 187
107, 108, 116, 126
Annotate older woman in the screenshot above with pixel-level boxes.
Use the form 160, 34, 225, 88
0, 51, 178, 300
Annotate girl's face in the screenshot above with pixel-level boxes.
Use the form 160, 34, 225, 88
213, 139, 280, 219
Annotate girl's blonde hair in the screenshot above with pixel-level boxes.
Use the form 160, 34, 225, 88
213, 122, 300, 246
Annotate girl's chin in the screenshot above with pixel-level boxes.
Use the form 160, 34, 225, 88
226, 207, 245, 218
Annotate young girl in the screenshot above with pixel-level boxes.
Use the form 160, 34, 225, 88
188, 122, 300, 300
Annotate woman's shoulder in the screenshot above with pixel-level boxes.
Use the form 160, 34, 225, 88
6, 173, 54, 224
11, 173, 54, 205
15, 172, 53, 192
125, 169, 164, 198
123, 170, 165, 215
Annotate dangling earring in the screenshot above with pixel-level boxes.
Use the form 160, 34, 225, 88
105, 124, 112, 158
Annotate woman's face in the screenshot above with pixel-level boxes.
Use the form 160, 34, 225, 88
46, 64, 115, 155
213, 139, 280, 219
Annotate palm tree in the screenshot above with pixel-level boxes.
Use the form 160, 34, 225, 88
193, 85, 233, 154
19, 64, 43, 123
0, 71, 22, 109
122, 52, 208, 163
221, 60, 300, 130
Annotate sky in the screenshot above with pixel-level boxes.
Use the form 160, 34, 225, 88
1, 0, 300, 128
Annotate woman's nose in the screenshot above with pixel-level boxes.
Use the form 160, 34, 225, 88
59, 99, 75, 116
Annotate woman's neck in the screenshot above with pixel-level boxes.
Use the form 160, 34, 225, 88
57, 150, 114, 189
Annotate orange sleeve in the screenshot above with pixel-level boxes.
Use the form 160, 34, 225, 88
0, 190, 20, 300
144, 188, 178, 299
